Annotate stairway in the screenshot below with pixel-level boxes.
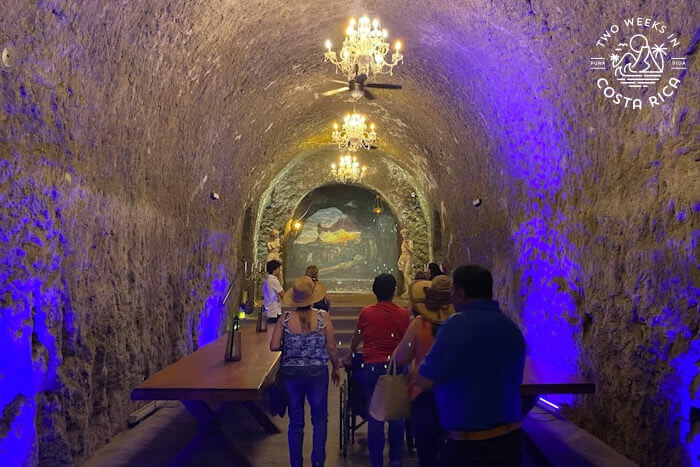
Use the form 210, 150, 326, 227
328, 294, 409, 359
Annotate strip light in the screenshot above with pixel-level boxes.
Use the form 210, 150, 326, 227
538, 397, 561, 411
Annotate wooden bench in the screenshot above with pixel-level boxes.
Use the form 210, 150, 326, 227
131, 324, 280, 466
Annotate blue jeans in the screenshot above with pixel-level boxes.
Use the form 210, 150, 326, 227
282, 365, 329, 467
363, 362, 404, 467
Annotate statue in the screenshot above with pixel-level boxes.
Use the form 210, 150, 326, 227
397, 228, 414, 298
266, 229, 283, 284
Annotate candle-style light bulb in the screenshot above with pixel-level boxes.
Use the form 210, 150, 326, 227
325, 39, 332, 50
395, 41, 401, 52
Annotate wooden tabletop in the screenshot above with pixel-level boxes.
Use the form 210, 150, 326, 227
521, 356, 595, 396
131, 324, 280, 402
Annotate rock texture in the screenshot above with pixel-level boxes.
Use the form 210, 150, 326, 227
0, 0, 697, 465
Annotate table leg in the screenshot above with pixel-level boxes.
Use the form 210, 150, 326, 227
183, 400, 215, 424
521, 395, 538, 416
242, 401, 283, 433
181, 400, 253, 467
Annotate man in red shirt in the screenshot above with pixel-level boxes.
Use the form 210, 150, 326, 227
350, 274, 410, 467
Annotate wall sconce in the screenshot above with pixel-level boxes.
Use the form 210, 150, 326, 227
373, 194, 383, 215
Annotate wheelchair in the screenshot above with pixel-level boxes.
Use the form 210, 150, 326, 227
339, 352, 368, 457
338, 352, 415, 457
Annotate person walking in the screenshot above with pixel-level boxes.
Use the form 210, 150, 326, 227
350, 274, 410, 467
417, 265, 526, 466
392, 275, 454, 467
305, 265, 332, 312
263, 260, 284, 323
270, 276, 341, 467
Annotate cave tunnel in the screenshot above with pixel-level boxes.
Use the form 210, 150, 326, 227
0, 0, 698, 465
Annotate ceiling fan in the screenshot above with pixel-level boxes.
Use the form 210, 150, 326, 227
321, 71, 402, 101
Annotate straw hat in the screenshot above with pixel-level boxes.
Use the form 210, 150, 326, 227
409, 275, 455, 324
282, 276, 327, 308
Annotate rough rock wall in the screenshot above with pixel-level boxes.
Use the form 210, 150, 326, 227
423, 2, 699, 465
0, 2, 244, 464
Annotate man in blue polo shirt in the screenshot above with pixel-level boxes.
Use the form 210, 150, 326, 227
418, 264, 525, 466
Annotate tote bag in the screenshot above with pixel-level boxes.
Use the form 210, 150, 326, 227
369, 360, 411, 421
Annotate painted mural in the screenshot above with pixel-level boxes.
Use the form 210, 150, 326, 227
285, 189, 398, 292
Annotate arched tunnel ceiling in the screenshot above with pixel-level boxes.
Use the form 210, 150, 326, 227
13, 0, 694, 212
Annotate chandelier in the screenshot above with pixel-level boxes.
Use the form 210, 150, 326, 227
324, 16, 403, 80
332, 113, 377, 152
331, 154, 367, 184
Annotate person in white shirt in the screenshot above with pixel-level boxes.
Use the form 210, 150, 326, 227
263, 260, 285, 323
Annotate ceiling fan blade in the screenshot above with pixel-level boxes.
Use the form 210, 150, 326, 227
364, 89, 375, 100
356, 73, 368, 84
364, 83, 403, 89
328, 79, 349, 85
321, 87, 349, 96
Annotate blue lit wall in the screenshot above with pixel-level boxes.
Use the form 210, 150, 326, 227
427, 11, 698, 464
1, 155, 66, 464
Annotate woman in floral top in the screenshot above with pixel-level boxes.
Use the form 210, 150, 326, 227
270, 276, 340, 467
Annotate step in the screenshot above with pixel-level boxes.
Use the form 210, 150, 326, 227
328, 315, 358, 331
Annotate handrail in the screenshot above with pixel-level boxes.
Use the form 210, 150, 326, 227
222, 281, 235, 306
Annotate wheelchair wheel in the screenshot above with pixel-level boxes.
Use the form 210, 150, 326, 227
339, 380, 348, 457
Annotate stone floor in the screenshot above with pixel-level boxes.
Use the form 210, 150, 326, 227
83, 384, 636, 467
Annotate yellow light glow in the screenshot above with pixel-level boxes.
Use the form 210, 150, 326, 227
333, 122, 338, 129
372, 19, 379, 29
395, 41, 401, 51
325, 39, 332, 50
294, 221, 302, 230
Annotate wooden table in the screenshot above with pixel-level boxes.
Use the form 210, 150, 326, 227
521, 356, 595, 397
520, 356, 595, 466
131, 324, 281, 466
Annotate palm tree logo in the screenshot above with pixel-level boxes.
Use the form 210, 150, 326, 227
611, 34, 667, 87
